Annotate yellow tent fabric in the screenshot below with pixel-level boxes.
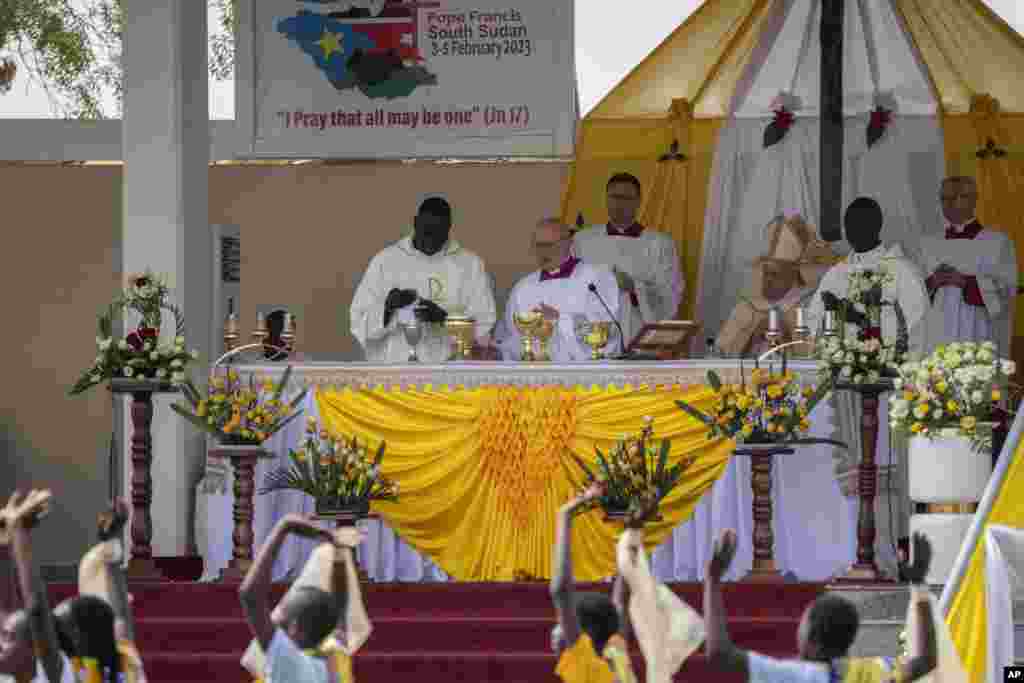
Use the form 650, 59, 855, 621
563, 0, 1024, 331
315, 384, 733, 581
944, 429, 1024, 682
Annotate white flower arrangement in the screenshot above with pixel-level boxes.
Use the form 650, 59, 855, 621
71, 271, 199, 396
889, 341, 1014, 452
846, 267, 896, 306
816, 335, 901, 385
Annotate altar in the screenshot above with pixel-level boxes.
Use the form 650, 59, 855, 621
197, 360, 863, 582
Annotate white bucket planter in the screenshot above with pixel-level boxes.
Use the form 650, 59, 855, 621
907, 433, 992, 583
907, 434, 992, 503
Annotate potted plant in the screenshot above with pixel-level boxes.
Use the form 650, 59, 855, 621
260, 417, 398, 522
890, 341, 1015, 582
568, 418, 695, 526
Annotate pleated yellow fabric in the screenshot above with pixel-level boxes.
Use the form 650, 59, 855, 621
315, 384, 732, 581
944, 431, 1024, 683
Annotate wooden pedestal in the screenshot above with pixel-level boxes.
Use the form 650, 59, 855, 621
733, 444, 794, 583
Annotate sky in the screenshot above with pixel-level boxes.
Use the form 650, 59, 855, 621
1, 1, 1023, 119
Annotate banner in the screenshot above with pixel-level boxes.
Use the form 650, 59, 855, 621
243, 0, 576, 159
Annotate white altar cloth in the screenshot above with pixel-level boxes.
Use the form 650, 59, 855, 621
197, 360, 857, 582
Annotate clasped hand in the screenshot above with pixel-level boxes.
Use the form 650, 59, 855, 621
384, 288, 447, 325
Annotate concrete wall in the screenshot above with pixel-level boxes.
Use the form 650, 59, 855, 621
0, 161, 567, 567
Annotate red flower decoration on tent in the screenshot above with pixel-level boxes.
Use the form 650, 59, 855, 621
763, 107, 795, 148
867, 106, 892, 148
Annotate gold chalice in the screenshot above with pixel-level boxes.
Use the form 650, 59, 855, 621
582, 321, 611, 360
512, 311, 543, 361
445, 315, 476, 361
535, 317, 556, 361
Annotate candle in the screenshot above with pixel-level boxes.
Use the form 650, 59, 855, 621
768, 308, 780, 332
824, 310, 836, 333
284, 313, 293, 330
796, 306, 805, 328
256, 312, 265, 328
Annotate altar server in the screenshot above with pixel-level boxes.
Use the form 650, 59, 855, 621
806, 198, 928, 352
703, 529, 942, 683
350, 195, 497, 362
53, 498, 147, 683
0, 490, 77, 683
500, 218, 620, 361
574, 173, 685, 345
240, 515, 362, 683
921, 177, 1018, 353
242, 526, 370, 683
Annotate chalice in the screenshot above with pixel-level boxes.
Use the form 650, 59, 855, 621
536, 316, 556, 361
577, 320, 611, 360
445, 316, 476, 361
512, 311, 543, 361
400, 321, 422, 362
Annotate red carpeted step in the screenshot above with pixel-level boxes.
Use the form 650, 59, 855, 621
145, 649, 796, 683
130, 614, 802, 655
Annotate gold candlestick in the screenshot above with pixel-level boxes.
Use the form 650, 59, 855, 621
281, 313, 296, 353
252, 312, 268, 345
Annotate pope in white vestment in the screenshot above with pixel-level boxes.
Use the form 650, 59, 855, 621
500, 219, 621, 362
350, 196, 497, 362
806, 198, 929, 352
573, 173, 685, 346
920, 177, 1018, 354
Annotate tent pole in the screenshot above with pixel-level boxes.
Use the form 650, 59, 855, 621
820, 0, 843, 242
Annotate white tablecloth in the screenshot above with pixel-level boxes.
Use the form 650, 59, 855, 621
196, 360, 859, 581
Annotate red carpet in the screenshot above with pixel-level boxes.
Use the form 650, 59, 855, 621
47, 581, 823, 682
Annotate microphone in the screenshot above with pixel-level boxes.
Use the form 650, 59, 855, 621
587, 282, 628, 358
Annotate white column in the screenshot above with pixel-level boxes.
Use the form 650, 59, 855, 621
122, 1, 212, 558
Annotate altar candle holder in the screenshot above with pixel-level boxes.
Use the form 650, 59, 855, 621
765, 307, 783, 349
281, 313, 296, 353
252, 312, 268, 345
792, 306, 811, 357
223, 298, 240, 352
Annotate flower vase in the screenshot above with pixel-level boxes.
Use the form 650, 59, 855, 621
210, 443, 274, 582
908, 434, 992, 583
312, 501, 374, 582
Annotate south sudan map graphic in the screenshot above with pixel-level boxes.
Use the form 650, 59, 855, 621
277, 1, 438, 99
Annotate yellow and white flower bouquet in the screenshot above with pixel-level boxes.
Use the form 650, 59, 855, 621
889, 341, 1015, 452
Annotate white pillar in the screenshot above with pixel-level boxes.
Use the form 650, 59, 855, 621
122, 1, 212, 558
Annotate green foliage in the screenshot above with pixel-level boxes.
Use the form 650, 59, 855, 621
0, 0, 236, 118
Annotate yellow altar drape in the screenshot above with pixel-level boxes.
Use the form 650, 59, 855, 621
316, 384, 732, 581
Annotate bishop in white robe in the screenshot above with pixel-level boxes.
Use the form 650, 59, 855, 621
350, 196, 497, 363
573, 173, 684, 345
806, 198, 929, 352
921, 177, 1018, 354
499, 219, 621, 362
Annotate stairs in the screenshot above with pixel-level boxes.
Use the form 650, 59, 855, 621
48, 581, 824, 683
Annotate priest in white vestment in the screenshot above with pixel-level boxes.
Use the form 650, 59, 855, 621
573, 173, 685, 346
806, 198, 929, 352
921, 176, 1018, 354
499, 218, 620, 362
350, 196, 497, 362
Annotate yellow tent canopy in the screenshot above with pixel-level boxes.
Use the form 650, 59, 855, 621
563, 0, 1024, 333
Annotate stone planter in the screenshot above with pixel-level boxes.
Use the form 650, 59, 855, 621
907, 434, 992, 583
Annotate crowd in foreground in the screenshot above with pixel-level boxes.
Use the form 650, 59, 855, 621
0, 486, 939, 683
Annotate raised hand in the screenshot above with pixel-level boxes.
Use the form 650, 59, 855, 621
279, 514, 335, 543
707, 529, 737, 581
900, 532, 932, 584
0, 490, 50, 546
98, 498, 129, 541
333, 527, 367, 549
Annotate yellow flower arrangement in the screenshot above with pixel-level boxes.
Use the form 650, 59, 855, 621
676, 368, 832, 446
260, 417, 398, 513
171, 366, 308, 445
570, 418, 695, 525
